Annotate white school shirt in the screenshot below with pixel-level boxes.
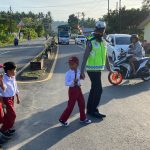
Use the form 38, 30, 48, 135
65, 69, 81, 87
0, 74, 19, 97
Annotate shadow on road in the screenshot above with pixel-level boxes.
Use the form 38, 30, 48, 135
4, 94, 101, 150
101, 80, 150, 105
4, 80, 149, 149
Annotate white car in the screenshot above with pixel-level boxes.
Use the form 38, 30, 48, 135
75, 35, 87, 45
107, 34, 131, 61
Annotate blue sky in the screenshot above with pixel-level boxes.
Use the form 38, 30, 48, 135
0, 0, 143, 21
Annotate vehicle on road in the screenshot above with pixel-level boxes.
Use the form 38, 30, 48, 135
75, 35, 87, 45
108, 49, 150, 85
58, 25, 70, 45
107, 34, 131, 61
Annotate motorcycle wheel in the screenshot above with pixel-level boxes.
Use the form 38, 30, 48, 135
108, 71, 123, 85
112, 52, 116, 62
141, 69, 150, 81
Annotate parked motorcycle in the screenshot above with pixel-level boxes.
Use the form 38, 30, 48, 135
108, 49, 150, 85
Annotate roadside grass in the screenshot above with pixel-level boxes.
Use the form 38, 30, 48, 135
0, 38, 26, 47
20, 66, 46, 80
17, 50, 56, 81
146, 54, 150, 57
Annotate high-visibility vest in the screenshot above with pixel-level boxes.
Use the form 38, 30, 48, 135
86, 36, 107, 71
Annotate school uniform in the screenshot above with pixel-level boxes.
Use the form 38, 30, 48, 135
59, 69, 86, 122
0, 96, 3, 124
0, 74, 19, 131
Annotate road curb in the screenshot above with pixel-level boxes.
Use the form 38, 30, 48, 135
16, 47, 46, 77
16, 38, 52, 77
17, 45, 59, 84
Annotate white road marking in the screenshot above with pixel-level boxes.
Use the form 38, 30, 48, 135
0, 51, 11, 56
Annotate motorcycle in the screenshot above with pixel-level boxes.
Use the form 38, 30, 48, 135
108, 49, 150, 85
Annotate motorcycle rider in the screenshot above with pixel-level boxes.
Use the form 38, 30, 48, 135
128, 34, 144, 76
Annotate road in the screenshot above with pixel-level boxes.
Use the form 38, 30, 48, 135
2, 43, 150, 150
0, 38, 46, 71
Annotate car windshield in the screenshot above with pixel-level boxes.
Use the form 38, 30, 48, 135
116, 37, 131, 45
78, 36, 85, 38
59, 32, 69, 38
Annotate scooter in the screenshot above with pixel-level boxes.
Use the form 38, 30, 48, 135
108, 49, 150, 85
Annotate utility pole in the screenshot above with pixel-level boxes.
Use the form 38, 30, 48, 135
116, 1, 118, 11
108, 0, 110, 17
76, 12, 83, 34
119, 0, 122, 33
9, 6, 12, 33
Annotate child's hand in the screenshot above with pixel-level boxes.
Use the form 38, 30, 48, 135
16, 97, 20, 104
0, 74, 3, 82
74, 79, 78, 82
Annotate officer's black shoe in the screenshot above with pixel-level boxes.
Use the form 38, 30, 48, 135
87, 112, 103, 119
0, 137, 6, 145
98, 113, 106, 118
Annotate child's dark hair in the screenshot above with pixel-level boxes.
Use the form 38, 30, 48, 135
3, 62, 17, 73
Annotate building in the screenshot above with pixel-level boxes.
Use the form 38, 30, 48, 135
138, 16, 150, 42
81, 28, 94, 37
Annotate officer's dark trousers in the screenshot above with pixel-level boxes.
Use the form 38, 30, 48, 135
87, 71, 103, 113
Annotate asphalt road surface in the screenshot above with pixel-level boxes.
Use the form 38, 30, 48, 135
2, 43, 150, 150
0, 38, 46, 71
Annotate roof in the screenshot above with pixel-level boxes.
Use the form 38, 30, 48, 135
138, 16, 150, 29
82, 28, 94, 33
108, 34, 131, 37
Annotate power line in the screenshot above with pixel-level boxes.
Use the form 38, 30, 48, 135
0, 0, 97, 9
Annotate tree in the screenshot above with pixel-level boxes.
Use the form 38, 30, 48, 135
80, 18, 95, 28
103, 7, 150, 35
68, 14, 78, 34
142, 0, 150, 9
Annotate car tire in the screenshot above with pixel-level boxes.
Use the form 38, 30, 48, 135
112, 52, 116, 62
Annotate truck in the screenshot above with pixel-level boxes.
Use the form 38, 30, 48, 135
58, 25, 70, 45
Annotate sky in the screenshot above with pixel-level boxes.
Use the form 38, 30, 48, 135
0, 0, 143, 21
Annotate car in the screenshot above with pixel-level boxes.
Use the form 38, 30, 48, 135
75, 35, 87, 45
106, 34, 131, 61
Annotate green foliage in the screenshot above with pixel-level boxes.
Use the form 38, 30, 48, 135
80, 18, 95, 28
22, 27, 38, 39
35, 24, 44, 37
0, 11, 53, 45
103, 7, 150, 37
68, 14, 78, 34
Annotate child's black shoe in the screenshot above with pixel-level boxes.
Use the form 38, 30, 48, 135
59, 119, 69, 127
8, 129, 16, 135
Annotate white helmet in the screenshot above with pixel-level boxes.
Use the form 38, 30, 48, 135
95, 21, 106, 29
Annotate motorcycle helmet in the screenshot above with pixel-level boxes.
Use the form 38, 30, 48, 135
130, 34, 139, 42
95, 21, 106, 30
94, 21, 106, 40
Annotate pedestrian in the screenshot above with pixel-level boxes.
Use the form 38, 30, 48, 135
0, 62, 20, 138
0, 64, 5, 125
27, 35, 30, 41
59, 56, 91, 126
0, 64, 8, 146
80, 21, 110, 119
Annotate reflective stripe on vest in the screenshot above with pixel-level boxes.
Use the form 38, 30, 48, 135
86, 37, 107, 71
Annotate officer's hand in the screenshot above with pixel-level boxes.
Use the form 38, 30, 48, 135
80, 72, 85, 80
